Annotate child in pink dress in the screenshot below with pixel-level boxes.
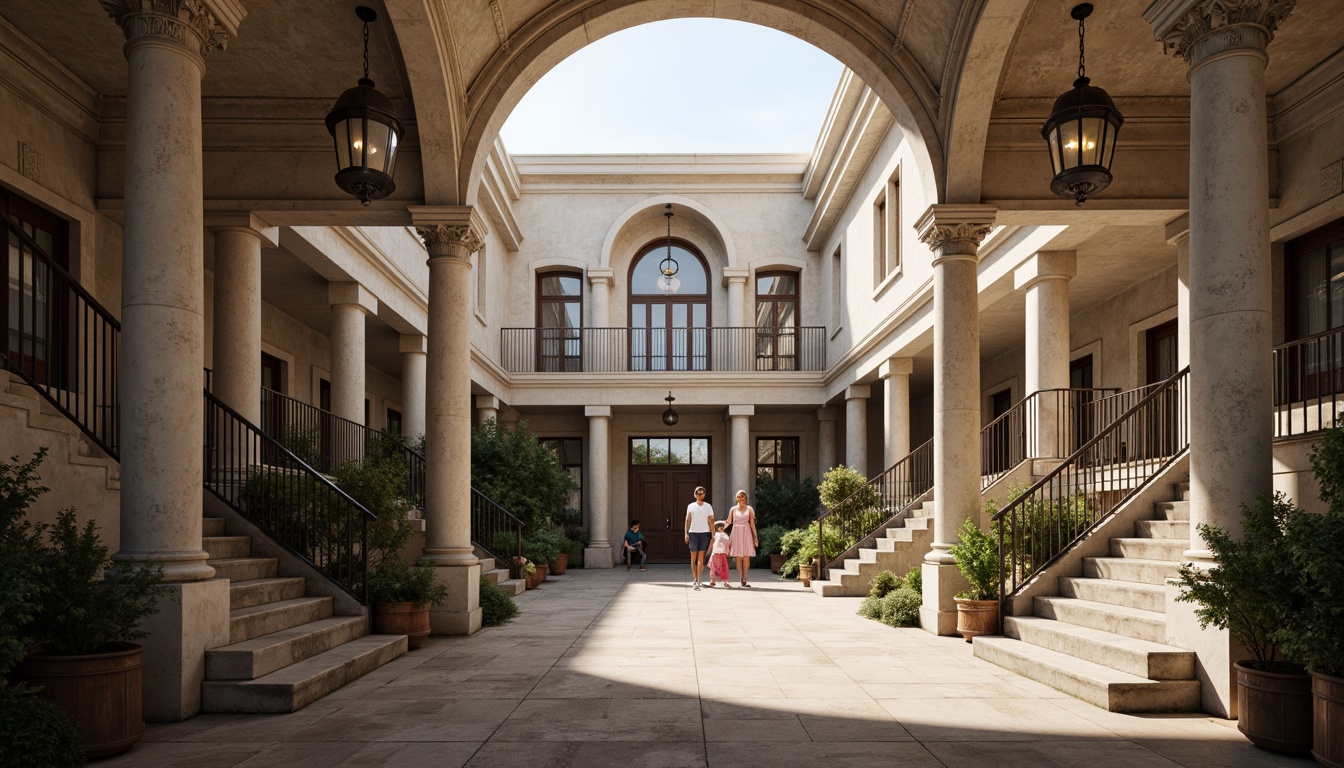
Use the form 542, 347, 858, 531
708, 521, 732, 588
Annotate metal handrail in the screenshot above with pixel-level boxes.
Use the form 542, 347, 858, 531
1, 213, 120, 459
471, 488, 525, 573
204, 389, 375, 603
816, 439, 934, 573
500, 326, 827, 372
1273, 328, 1344, 438
993, 367, 1190, 619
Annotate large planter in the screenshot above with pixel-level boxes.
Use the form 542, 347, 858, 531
954, 598, 999, 643
536, 562, 550, 583
550, 553, 568, 575
20, 643, 144, 759
1235, 661, 1313, 755
525, 570, 538, 589
799, 562, 813, 587
1313, 670, 1344, 767
374, 602, 431, 650
770, 554, 786, 573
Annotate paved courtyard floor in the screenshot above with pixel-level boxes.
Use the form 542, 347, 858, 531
107, 566, 1312, 767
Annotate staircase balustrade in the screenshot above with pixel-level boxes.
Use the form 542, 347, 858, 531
471, 488, 525, 572
993, 368, 1190, 618
1274, 327, 1344, 438
1, 213, 119, 459
500, 326, 827, 373
204, 389, 374, 603
816, 439, 933, 573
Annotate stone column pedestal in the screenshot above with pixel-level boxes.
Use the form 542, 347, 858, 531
844, 385, 870, 477
1014, 251, 1076, 459
880, 357, 913, 468
584, 405, 613, 568
399, 334, 427, 440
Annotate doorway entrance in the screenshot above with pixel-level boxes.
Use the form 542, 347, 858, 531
628, 436, 711, 564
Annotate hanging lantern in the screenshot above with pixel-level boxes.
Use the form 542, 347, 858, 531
657, 204, 681, 294
1041, 3, 1123, 205
326, 6, 404, 204
662, 391, 679, 427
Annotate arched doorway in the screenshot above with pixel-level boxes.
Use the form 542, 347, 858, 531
628, 239, 711, 372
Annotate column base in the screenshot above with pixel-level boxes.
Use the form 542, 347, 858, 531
583, 545, 613, 569
139, 579, 230, 721
427, 562, 482, 636
1166, 577, 1244, 718
919, 562, 968, 636
113, 550, 217, 583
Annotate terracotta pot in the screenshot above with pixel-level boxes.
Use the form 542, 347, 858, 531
799, 563, 813, 587
769, 554, 786, 573
954, 598, 999, 643
536, 562, 550, 582
374, 602, 431, 650
526, 570, 538, 589
1233, 661, 1312, 755
20, 643, 144, 759
1313, 669, 1344, 767
550, 553, 568, 575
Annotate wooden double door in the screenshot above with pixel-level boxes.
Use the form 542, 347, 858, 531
629, 467, 710, 564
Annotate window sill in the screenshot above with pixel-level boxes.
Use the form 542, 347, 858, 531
830, 325, 844, 341
872, 266, 903, 301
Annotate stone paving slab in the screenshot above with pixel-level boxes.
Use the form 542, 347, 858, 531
103, 566, 1311, 767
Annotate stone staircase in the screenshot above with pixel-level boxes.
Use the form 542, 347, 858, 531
973, 481, 1202, 713
478, 546, 526, 597
811, 492, 934, 597
200, 515, 408, 713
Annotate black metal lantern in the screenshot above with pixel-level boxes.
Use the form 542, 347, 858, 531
662, 391, 679, 427
1041, 3, 1123, 205
657, 204, 681, 294
326, 6, 404, 204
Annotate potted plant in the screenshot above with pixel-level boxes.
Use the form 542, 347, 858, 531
523, 528, 561, 583
510, 555, 529, 581
1177, 493, 1313, 755
367, 558, 448, 649
15, 497, 169, 758
522, 560, 538, 589
948, 517, 999, 643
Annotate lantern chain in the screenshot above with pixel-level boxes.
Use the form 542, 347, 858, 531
1077, 13, 1086, 81
362, 17, 371, 81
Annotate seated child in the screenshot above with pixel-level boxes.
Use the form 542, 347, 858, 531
708, 520, 732, 588
623, 520, 647, 571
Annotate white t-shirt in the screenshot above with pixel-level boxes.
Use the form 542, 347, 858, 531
711, 531, 731, 555
686, 501, 714, 533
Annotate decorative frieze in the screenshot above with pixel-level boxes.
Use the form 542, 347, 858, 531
1147, 0, 1296, 64
100, 0, 242, 57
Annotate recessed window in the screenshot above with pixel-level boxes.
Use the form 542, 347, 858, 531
541, 437, 583, 517
631, 437, 711, 465
1287, 220, 1344, 341
756, 437, 799, 482
874, 171, 900, 284
755, 271, 799, 371
536, 270, 582, 372
629, 240, 710, 372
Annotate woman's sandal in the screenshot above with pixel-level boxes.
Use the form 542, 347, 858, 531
741, 581, 750, 587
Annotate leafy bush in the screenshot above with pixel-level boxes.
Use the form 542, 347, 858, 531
904, 567, 922, 596
479, 577, 519, 627
0, 685, 84, 768
488, 530, 522, 560
522, 525, 566, 565
471, 420, 577, 531
1278, 425, 1344, 676
281, 425, 322, 467
877, 587, 922, 627
996, 486, 1093, 578
753, 473, 820, 530
751, 524, 787, 568
868, 570, 901, 599
334, 452, 412, 570
818, 465, 884, 554
0, 451, 46, 676
818, 465, 876, 509
949, 517, 999, 601
367, 559, 447, 608
779, 525, 844, 578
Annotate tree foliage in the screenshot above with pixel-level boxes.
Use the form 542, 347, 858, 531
753, 473, 820, 530
471, 420, 577, 532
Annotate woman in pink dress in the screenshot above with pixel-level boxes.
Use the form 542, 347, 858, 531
727, 489, 759, 587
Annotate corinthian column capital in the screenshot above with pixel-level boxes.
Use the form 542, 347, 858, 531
914, 204, 997, 263
410, 206, 489, 261
101, 0, 246, 58
1144, 0, 1296, 64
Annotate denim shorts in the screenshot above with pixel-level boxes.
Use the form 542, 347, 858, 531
687, 531, 711, 552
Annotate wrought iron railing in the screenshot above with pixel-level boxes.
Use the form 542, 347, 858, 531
204, 389, 374, 602
817, 439, 934, 573
993, 367, 1189, 615
1274, 328, 1344, 438
1, 213, 119, 459
980, 388, 1120, 489
471, 488, 525, 572
260, 387, 425, 509
500, 326, 827, 373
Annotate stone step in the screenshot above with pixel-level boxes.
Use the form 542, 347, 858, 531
229, 577, 307, 611
482, 568, 504, 586
1155, 500, 1189, 521
203, 535, 252, 560
1109, 537, 1187, 561
810, 579, 848, 597
201, 634, 407, 714
879, 526, 934, 546
1083, 556, 1179, 586
230, 597, 333, 644
1135, 519, 1189, 539
973, 636, 1201, 713
205, 615, 369, 681
203, 517, 227, 537
210, 557, 279, 582
1059, 576, 1166, 613
1034, 596, 1167, 643
496, 578, 526, 597
1004, 616, 1195, 680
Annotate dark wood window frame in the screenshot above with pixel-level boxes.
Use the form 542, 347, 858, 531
535, 269, 583, 372
755, 436, 800, 482
755, 270, 800, 371
628, 238, 712, 372
1285, 218, 1344, 341
3, 190, 71, 387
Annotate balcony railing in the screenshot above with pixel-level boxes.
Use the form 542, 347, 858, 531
1274, 327, 1344, 438
500, 326, 827, 373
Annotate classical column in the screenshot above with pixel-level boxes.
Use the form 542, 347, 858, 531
101, 0, 244, 721
915, 204, 995, 636
725, 268, 751, 368
727, 405, 754, 497
328, 283, 377, 425
412, 206, 487, 635
584, 405, 613, 568
844, 385, 870, 476
588, 268, 613, 326
1014, 251, 1076, 459
208, 213, 276, 424
399, 334, 427, 440
1167, 215, 1192, 369
880, 358, 913, 468
476, 395, 500, 426
817, 406, 838, 479
1147, 0, 1291, 718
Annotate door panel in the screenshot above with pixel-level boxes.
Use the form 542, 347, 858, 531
628, 467, 710, 563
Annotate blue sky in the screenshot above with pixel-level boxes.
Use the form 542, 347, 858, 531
499, 19, 845, 155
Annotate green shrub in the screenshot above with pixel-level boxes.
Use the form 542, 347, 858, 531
281, 425, 322, 467
877, 586, 922, 627
0, 685, 84, 768
1278, 426, 1344, 676
750, 524, 787, 568
995, 486, 1093, 580
0, 450, 46, 676
471, 420, 577, 531
334, 452, 412, 571
818, 465, 877, 509
868, 570, 900, 599
367, 560, 448, 608
753, 473, 821, 529
522, 525, 566, 565
479, 578, 519, 627
779, 525, 844, 578
857, 594, 883, 619
949, 517, 999, 601
904, 567, 922, 596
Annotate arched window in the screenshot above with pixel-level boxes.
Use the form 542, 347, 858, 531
628, 239, 710, 371
536, 270, 582, 372
755, 270, 799, 371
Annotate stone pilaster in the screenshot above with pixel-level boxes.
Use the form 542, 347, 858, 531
399, 334, 427, 440
587, 268, 614, 327
411, 206, 487, 635
724, 267, 750, 327
879, 358, 914, 469
327, 282, 377, 426
915, 203, 996, 636
727, 405, 754, 499
584, 405, 613, 568
1014, 251, 1076, 459
844, 385, 870, 477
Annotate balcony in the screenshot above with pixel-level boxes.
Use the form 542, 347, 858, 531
500, 326, 827, 373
